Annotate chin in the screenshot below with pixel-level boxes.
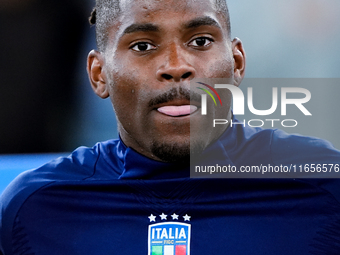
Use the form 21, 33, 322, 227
151, 138, 205, 163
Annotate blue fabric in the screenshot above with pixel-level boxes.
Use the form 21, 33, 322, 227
0, 153, 69, 195
1, 118, 340, 254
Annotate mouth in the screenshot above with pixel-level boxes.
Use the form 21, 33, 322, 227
157, 105, 198, 117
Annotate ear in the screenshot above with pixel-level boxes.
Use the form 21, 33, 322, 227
232, 38, 246, 86
87, 50, 109, 99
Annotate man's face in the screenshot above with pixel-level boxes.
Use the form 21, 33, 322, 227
88, 0, 245, 162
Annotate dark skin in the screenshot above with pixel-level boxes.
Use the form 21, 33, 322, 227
87, 0, 246, 162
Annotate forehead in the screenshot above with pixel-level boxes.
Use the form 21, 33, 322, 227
115, 0, 222, 32
120, 0, 217, 15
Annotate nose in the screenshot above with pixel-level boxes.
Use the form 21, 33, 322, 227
156, 44, 196, 82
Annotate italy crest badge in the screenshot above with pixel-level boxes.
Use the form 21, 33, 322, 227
148, 213, 191, 255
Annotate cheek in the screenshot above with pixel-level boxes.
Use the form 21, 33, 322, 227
108, 73, 139, 119
108, 68, 152, 127
201, 54, 234, 78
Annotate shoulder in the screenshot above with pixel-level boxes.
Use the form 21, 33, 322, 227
270, 129, 340, 164
0, 140, 120, 253
227, 125, 340, 203
0, 139, 122, 210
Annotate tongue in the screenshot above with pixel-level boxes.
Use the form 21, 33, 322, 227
157, 105, 197, 117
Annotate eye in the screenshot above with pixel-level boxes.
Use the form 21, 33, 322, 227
130, 42, 156, 52
189, 37, 213, 47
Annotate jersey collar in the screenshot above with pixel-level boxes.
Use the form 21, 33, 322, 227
115, 118, 238, 180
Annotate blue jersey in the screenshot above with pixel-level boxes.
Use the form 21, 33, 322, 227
1, 119, 340, 255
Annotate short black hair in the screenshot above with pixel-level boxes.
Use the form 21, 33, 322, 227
89, 0, 231, 52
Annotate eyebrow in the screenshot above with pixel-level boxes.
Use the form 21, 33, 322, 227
183, 16, 221, 30
123, 23, 160, 35
121, 16, 221, 36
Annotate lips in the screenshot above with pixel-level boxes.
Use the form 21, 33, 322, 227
157, 105, 198, 117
